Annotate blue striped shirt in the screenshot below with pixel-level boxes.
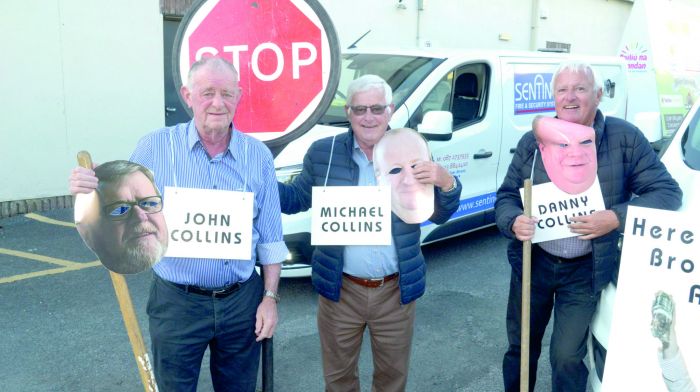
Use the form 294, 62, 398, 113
342, 140, 399, 278
130, 121, 288, 287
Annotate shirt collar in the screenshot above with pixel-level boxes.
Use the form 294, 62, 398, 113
186, 120, 243, 160
352, 136, 360, 151
351, 135, 372, 163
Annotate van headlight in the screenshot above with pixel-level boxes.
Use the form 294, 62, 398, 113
276, 164, 303, 184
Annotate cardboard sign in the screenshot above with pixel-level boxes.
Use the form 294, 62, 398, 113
521, 177, 605, 243
162, 186, 253, 260
311, 186, 391, 245
602, 206, 699, 391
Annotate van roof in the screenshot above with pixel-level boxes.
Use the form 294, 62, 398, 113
344, 47, 624, 65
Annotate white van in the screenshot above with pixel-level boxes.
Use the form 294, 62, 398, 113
274, 48, 629, 277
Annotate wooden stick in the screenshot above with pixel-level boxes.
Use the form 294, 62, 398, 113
77, 151, 158, 392
520, 178, 532, 392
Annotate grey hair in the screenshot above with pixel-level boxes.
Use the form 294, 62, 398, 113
95, 160, 160, 198
187, 57, 239, 90
346, 74, 393, 106
551, 61, 602, 94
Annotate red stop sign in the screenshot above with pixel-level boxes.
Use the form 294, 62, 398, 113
174, 0, 340, 149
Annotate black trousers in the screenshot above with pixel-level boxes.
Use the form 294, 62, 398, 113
147, 272, 263, 392
503, 248, 599, 392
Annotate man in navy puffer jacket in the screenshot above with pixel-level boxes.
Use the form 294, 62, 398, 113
496, 62, 682, 392
279, 74, 461, 392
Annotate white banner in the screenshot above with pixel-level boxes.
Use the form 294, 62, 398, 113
521, 177, 605, 243
162, 186, 253, 260
311, 186, 391, 245
602, 206, 699, 391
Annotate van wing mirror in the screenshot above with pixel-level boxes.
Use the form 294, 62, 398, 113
417, 111, 453, 141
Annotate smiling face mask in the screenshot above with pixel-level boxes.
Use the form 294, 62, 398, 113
373, 128, 434, 224
534, 116, 598, 195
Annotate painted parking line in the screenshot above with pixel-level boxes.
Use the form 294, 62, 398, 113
25, 212, 76, 228
0, 212, 101, 284
0, 247, 101, 284
0, 247, 85, 268
0, 260, 102, 284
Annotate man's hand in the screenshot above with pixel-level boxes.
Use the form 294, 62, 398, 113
255, 297, 278, 342
511, 215, 538, 242
412, 161, 454, 191
69, 165, 99, 195
256, 263, 281, 342
569, 210, 619, 240
660, 317, 680, 359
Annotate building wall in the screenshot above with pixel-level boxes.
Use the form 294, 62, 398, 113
320, 0, 633, 55
0, 1, 164, 208
535, 0, 632, 55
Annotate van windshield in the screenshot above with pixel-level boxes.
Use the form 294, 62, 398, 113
318, 53, 444, 125
682, 107, 700, 170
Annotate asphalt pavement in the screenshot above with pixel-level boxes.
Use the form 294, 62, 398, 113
0, 208, 557, 391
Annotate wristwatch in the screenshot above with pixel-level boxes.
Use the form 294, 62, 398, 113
263, 290, 280, 303
444, 176, 457, 192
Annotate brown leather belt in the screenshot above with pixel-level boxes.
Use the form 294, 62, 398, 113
343, 272, 398, 288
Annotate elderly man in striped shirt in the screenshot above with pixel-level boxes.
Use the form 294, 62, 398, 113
69, 56, 287, 392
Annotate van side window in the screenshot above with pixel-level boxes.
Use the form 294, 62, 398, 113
409, 63, 490, 131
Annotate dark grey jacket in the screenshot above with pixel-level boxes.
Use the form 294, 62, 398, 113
495, 111, 682, 292
279, 128, 462, 304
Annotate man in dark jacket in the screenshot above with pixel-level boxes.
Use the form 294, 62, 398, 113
279, 74, 461, 392
495, 61, 682, 392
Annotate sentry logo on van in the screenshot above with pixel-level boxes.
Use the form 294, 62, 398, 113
514, 73, 555, 115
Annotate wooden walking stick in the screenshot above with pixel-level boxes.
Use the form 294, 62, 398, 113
77, 151, 158, 392
520, 179, 533, 392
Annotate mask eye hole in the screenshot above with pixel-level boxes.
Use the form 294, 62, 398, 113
104, 203, 131, 219
138, 197, 163, 212
108, 204, 131, 217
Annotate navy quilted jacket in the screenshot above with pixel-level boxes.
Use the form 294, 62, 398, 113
279, 128, 462, 304
495, 111, 682, 293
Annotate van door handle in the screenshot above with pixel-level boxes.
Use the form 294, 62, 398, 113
473, 151, 493, 159
165, 106, 177, 112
